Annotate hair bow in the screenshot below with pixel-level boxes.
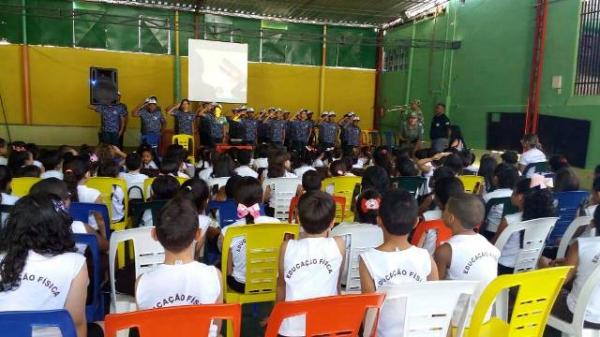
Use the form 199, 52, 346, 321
360, 198, 381, 213
237, 203, 261, 219
530, 174, 547, 189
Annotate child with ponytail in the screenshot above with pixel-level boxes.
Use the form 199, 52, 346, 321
493, 174, 556, 274
63, 156, 106, 239
219, 176, 279, 293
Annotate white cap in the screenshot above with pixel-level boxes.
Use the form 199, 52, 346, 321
247, 107, 255, 113
146, 98, 158, 105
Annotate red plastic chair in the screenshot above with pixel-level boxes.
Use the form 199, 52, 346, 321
104, 304, 241, 337
264, 294, 385, 337
411, 219, 453, 248
288, 195, 346, 223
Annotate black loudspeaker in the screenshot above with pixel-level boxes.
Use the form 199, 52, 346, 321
90, 67, 118, 105
487, 112, 590, 168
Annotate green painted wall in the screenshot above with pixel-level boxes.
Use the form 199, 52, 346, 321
380, 0, 600, 170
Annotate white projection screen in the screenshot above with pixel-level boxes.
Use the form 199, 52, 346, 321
188, 39, 248, 103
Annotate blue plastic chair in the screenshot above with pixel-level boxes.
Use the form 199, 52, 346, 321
69, 202, 111, 240
73, 233, 105, 322
548, 191, 589, 246
0, 310, 77, 337
206, 200, 267, 228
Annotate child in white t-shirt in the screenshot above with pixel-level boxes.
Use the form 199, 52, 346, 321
0, 193, 89, 337
234, 150, 258, 179
219, 177, 280, 293
482, 163, 519, 238
277, 191, 345, 337
177, 179, 219, 256
434, 193, 500, 324
519, 134, 547, 176
119, 152, 149, 200
63, 156, 106, 237
29, 178, 109, 253
136, 198, 222, 336
359, 189, 438, 337
97, 160, 125, 223
543, 206, 600, 329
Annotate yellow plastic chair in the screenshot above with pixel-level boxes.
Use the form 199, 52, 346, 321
143, 176, 189, 201
86, 177, 129, 267
11, 177, 42, 197
322, 176, 362, 222
462, 267, 571, 337
221, 223, 299, 337
459, 175, 485, 194
360, 130, 372, 146
172, 134, 195, 163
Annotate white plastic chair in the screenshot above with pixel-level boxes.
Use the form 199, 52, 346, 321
364, 281, 479, 337
331, 223, 384, 293
207, 177, 230, 196
495, 217, 558, 273
547, 264, 600, 337
557, 216, 595, 259
262, 178, 301, 222
109, 227, 165, 314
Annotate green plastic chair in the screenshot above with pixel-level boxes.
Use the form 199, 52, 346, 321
390, 176, 427, 197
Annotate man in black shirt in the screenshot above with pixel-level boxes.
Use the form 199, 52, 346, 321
430, 103, 451, 152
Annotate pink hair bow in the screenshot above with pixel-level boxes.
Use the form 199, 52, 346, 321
530, 174, 547, 189
237, 203, 261, 219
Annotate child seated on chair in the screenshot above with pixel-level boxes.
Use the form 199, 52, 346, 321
136, 198, 222, 337
481, 163, 519, 238
97, 160, 125, 224
63, 156, 106, 236
359, 189, 438, 337
30, 178, 109, 253
434, 193, 500, 323
493, 175, 555, 274
39, 149, 64, 180
234, 150, 258, 179
0, 193, 91, 337
139, 145, 158, 170
141, 175, 180, 227
333, 189, 381, 286
220, 177, 280, 293
543, 206, 600, 330
119, 152, 148, 200
587, 177, 600, 216
277, 191, 345, 337
518, 134, 547, 176
414, 177, 464, 254
177, 179, 219, 256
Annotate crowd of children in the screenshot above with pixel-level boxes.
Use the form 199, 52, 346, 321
0, 131, 600, 337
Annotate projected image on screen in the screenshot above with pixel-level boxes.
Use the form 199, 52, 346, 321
188, 39, 248, 103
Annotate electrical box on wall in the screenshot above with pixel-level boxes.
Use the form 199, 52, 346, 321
552, 75, 563, 94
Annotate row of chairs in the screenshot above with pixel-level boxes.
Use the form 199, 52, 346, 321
4, 265, 591, 337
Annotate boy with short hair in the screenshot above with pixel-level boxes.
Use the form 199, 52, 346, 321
359, 189, 438, 337
434, 193, 500, 323
119, 152, 149, 200
301, 170, 322, 192
136, 199, 222, 335
277, 191, 345, 337
234, 150, 258, 178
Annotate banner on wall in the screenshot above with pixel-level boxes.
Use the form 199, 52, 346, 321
188, 39, 248, 103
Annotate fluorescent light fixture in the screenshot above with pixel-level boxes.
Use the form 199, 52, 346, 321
405, 0, 448, 18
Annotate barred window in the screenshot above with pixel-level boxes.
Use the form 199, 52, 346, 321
575, 0, 600, 95
383, 47, 409, 72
